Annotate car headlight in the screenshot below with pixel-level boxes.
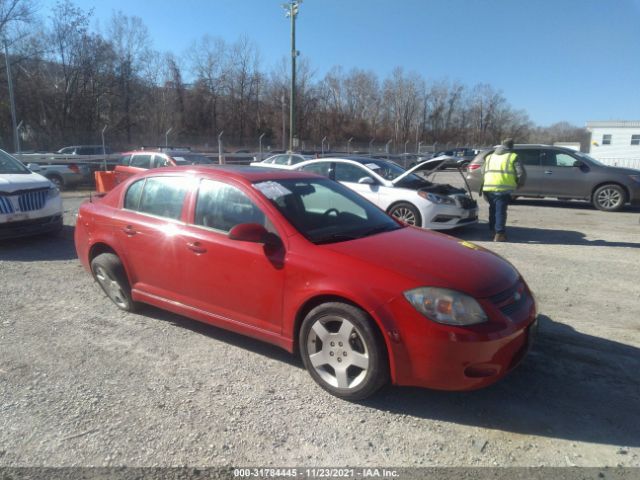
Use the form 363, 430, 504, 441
419, 191, 455, 205
48, 186, 60, 199
629, 175, 640, 185
404, 287, 488, 326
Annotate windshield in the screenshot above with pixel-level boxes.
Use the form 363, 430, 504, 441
574, 151, 606, 167
253, 178, 402, 244
173, 154, 214, 165
358, 159, 408, 181
0, 150, 30, 174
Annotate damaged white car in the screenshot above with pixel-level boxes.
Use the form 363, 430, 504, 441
291, 156, 478, 230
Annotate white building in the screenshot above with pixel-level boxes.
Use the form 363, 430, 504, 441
586, 120, 640, 169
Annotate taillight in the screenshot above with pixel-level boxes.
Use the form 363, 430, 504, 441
68, 164, 80, 174
467, 163, 481, 171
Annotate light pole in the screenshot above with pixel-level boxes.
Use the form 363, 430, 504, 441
386, 139, 393, 158
16, 120, 23, 155
3, 38, 19, 154
347, 137, 354, 154
259, 132, 266, 161
281, 93, 286, 150
369, 138, 375, 155
283, 1, 301, 152
321, 136, 327, 156
101, 125, 108, 171
165, 127, 173, 147
404, 140, 409, 154
218, 131, 225, 164
418, 141, 423, 155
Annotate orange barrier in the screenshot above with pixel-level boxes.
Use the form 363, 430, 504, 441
94, 171, 117, 193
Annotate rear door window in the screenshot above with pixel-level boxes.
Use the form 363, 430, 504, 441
130, 154, 152, 169
136, 177, 189, 220
515, 149, 541, 166
300, 162, 332, 177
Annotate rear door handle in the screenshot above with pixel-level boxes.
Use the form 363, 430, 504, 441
544, 170, 553, 174
122, 225, 137, 236
186, 241, 207, 254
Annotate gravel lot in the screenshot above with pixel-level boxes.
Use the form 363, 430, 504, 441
1, 173, 639, 470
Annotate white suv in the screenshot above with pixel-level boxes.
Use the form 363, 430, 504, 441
0, 149, 63, 240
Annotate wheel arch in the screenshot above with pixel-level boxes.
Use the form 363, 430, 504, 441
591, 181, 630, 203
46, 173, 64, 187
291, 294, 395, 381
88, 242, 118, 264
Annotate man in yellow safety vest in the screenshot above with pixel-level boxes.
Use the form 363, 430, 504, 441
480, 138, 526, 242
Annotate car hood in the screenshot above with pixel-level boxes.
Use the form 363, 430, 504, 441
0, 172, 52, 193
598, 165, 640, 175
323, 227, 518, 298
392, 158, 446, 185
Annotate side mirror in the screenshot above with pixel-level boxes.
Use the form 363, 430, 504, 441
27, 163, 41, 172
573, 160, 585, 168
228, 223, 268, 243
358, 176, 375, 185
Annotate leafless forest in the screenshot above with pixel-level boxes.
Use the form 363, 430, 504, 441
1, 0, 587, 153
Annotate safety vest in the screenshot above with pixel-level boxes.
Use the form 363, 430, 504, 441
482, 151, 518, 192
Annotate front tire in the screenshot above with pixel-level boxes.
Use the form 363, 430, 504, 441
90, 253, 138, 312
47, 175, 64, 190
299, 302, 389, 401
388, 202, 422, 227
592, 184, 625, 211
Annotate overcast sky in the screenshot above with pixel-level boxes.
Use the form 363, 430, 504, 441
39, 0, 640, 127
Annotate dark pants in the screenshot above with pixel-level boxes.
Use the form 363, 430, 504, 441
484, 191, 511, 234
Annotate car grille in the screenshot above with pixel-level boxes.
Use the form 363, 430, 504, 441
490, 281, 527, 317
457, 197, 477, 209
18, 189, 48, 212
0, 189, 48, 214
0, 196, 14, 214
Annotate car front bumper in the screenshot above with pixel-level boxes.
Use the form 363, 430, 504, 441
375, 286, 537, 391
0, 214, 63, 240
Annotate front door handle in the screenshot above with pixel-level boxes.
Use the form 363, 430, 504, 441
122, 225, 137, 236
544, 170, 553, 174
186, 241, 207, 254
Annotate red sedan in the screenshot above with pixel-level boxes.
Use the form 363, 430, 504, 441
75, 166, 537, 400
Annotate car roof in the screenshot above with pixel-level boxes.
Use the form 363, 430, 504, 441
315, 156, 393, 165
133, 164, 321, 182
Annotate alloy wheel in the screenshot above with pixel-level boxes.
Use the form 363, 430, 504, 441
94, 265, 129, 309
391, 207, 416, 225
306, 316, 370, 389
596, 188, 623, 210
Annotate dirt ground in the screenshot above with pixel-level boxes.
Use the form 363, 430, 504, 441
1, 173, 639, 471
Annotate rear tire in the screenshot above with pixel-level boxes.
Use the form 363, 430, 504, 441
299, 302, 389, 401
592, 184, 625, 211
90, 253, 138, 312
388, 202, 422, 227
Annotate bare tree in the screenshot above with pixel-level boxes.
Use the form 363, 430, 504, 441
107, 11, 151, 143
0, 0, 36, 42
187, 35, 227, 137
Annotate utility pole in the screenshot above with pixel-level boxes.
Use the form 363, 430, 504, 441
3, 39, 19, 153
283, 1, 301, 152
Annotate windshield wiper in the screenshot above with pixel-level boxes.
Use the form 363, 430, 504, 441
314, 233, 360, 245
359, 224, 402, 237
